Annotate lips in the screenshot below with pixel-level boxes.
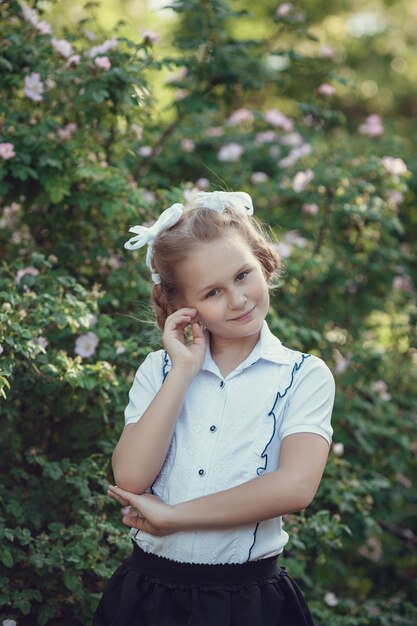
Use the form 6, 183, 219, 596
230, 305, 255, 321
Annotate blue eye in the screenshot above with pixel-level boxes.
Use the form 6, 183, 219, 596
206, 289, 218, 298
236, 271, 249, 281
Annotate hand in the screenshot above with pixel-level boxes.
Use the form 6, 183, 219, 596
162, 308, 206, 375
108, 485, 178, 536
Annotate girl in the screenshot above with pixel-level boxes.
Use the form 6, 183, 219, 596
93, 190, 335, 626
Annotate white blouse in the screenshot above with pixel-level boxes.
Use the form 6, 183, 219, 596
124, 321, 335, 564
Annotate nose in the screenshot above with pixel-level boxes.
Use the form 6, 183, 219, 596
228, 286, 247, 310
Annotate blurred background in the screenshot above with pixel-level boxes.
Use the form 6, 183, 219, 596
0, 1, 416, 624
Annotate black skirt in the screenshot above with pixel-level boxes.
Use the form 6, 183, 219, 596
92, 542, 315, 626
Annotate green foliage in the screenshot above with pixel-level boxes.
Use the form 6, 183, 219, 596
1, 0, 416, 624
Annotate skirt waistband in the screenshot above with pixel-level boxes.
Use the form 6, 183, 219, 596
129, 541, 280, 586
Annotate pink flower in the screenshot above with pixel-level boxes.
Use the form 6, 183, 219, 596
276, 3, 293, 17
0, 344, 3, 356
57, 123, 77, 140
317, 83, 335, 96
167, 68, 188, 83
140, 30, 159, 45
174, 89, 188, 101
87, 38, 118, 58
371, 380, 391, 401
181, 138, 195, 153
114, 341, 126, 355
292, 169, 314, 192
51, 38, 74, 59
227, 108, 254, 125
324, 592, 338, 607
280, 132, 304, 147
121, 506, 131, 516
217, 142, 244, 162
251, 171, 269, 184
95, 56, 111, 70
36, 336, 49, 350
138, 146, 152, 157
332, 443, 344, 456
255, 130, 277, 144
382, 156, 407, 176
263, 109, 293, 131
3, 620, 17, 626
66, 54, 81, 68
196, 177, 210, 189
302, 203, 319, 215
15, 267, 39, 283
204, 126, 225, 137
275, 231, 307, 258
0, 143, 15, 160
24, 72, 44, 102
320, 45, 334, 59
74, 331, 99, 358
131, 124, 143, 140
142, 190, 156, 204
21, 2, 52, 35
393, 275, 413, 292
183, 187, 199, 203
358, 114, 384, 137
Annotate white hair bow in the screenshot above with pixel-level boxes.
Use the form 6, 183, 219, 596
124, 191, 254, 284
195, 190, 253, 215
124, 203, 184, 283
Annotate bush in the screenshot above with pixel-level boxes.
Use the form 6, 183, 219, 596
1, 1, 416, 624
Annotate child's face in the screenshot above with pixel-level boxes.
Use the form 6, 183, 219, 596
178, 233, 270, 342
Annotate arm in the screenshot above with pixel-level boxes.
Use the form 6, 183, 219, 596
112, 308, 205, 494
108, 433, 330, 535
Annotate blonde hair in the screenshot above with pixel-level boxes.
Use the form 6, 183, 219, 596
150, 200, 282, 329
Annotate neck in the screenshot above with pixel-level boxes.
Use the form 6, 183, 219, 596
209, 331, 261, 375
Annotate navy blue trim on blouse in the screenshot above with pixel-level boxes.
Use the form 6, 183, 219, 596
162, 351, 170, 381
247, 353, 311, 561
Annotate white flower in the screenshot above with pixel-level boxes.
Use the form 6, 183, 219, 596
332, 442, 344, 456
3, 620, 17, 626
167, 68, 188, 83
15, 267, 39, 284
181, 138, 195, 153
87, 38, 118, 58
324, 592, 338, 607
317, 83, 335, 96
0, 344, 3, 356
227, 108, 254, 125
358, 114, 384, 137
24, 73, 44, 102
94, 56, 111, 70
51, 38, 74, 59
142, 190, 156, 204
74, 332, 99, 358
21, 2, 52, 35
0, 143, 15, 160
174, 89, 188, 101
263, 109, 293, 131
382, 156, 407, 176
292, 169, 314, 192
393, 275, 412, 292
217, 142, 244, 162
302, 203, 319, 215
251, 172, 269, 184
276, 3, 293, 17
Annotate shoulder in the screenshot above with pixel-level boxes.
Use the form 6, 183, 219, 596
133, 349, 168, 379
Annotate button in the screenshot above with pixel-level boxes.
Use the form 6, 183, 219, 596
210, 425, 217, 432
198, 469, 205, 476
220, 381, 225, 388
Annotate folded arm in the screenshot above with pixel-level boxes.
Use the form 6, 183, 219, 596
108, 432, 330, 535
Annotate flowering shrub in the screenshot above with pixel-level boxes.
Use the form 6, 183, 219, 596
1, 0, 416, 624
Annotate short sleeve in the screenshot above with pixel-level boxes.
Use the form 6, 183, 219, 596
278, 355, 335, 445
124, 351, 164, 426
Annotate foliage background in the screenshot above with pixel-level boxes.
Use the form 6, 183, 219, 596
0, 0, 416, 624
